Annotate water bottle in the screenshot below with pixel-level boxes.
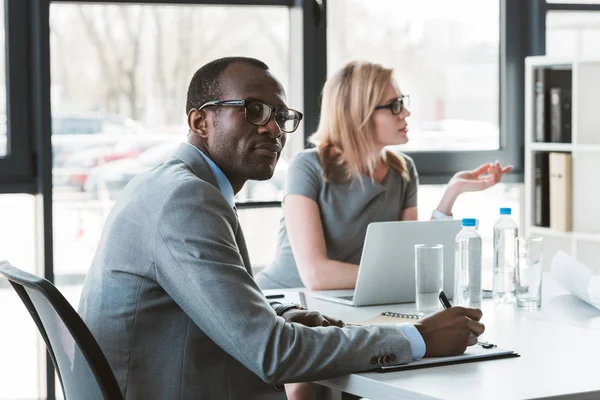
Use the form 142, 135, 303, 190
493, 207, 519, 303
454, 218, 483, 308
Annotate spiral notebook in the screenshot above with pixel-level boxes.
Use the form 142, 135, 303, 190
351, 311, 520, 372
351, 311, 421, 325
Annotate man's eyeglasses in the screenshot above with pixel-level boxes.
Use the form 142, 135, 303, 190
374, 95, 410, 115
198, 100, 303, 133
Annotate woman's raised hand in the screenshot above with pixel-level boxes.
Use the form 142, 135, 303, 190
448, 161, 512, 193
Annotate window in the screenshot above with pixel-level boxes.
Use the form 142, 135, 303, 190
238, 207, 283, 273
0, 194, 38, 399
546, 11, 600, 57
328, 0, 500, 152
50, 3, 293, 303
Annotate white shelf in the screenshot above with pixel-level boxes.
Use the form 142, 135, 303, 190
574, 232, 600, 243
525, 56, 600, 67
574, 144, 600, 152
527, 143, 600, 152
528, 227, 600, 243
528, 227, 572, 239
528, 143, 573, 152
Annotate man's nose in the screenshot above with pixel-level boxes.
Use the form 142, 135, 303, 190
257, 115, 283, 139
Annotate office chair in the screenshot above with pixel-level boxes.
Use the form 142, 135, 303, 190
0, 261, 123, 400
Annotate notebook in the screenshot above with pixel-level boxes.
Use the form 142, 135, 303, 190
350, 311, 520, 372
351, 311, 421, 325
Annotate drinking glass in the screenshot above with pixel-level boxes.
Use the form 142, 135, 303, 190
415, 244, 443, 314
516, 236, 544, 308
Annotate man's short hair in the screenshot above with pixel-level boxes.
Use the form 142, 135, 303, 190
185, 57, 269, 115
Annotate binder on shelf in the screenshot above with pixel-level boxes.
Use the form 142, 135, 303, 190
549, 87, 572, 143
549, 152, 572, 232
534, 68, 548, 142
533, 152, 550, 227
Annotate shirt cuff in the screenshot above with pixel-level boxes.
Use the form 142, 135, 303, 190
431, 209, 453, 220
398, 324, 426, 360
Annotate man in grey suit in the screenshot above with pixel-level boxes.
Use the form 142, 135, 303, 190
79, 57, 485, 399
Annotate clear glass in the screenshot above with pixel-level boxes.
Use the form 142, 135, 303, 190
516, 236, 544, 308
327, 0, 500, 152
415, 244, 443, 314
546, 11, 600, 58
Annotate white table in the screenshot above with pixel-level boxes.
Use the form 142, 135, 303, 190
266, 273, 600, 400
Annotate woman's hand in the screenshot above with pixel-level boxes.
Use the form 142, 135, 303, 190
434, 161, 512, 216
448, 161, 512, 194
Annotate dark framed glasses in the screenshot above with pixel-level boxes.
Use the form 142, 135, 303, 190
374, 95, 410, 115
198, 99, 303, 133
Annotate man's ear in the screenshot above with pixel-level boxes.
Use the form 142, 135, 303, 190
187, 109, 209, 138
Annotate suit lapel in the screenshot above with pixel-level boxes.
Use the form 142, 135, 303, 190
173, 143, 253, 276
172, 143, 220, 192
235, 222, 253, 277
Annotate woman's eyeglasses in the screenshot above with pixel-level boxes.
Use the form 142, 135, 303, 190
197, 100, 303, 133
374, 95, 410, 115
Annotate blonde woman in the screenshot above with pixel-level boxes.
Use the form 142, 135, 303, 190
256, 60, 512, 291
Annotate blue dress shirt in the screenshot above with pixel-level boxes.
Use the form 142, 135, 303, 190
185, 143, 235, 209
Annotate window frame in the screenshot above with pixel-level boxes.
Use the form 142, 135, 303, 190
381, 0, 532, 184
0, 0, 35, 193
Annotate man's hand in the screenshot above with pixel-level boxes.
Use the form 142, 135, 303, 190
281, 308, 345, 328
414, 307, 485, 357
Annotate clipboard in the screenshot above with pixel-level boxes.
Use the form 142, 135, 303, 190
373, 345, 520, 372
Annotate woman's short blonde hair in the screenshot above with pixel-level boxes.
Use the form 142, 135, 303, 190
309, 60, 409, 183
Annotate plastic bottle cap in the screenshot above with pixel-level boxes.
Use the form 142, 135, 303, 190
500, 207, 512, 215
461, 218, 477, 227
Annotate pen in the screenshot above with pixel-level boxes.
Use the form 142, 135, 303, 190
265, 294, 285, 299
439, 290, 497, 349
298, 291, 308, 309
439, 290, 452, 309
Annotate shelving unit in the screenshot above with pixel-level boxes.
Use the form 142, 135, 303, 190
524, 56, 600, 273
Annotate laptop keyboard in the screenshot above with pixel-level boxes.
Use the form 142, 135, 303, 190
338, 295, 354, 301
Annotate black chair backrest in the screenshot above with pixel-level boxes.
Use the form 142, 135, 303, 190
0, 261, 123, 400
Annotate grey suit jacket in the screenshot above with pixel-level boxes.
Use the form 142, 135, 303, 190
78, 143, 413, 399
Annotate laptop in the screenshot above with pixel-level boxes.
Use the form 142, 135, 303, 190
311, 220, 462, 306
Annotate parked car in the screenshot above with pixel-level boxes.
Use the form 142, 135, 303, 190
53, 142, 142, 190
85, 141, 289, 202
52, 113, 145, 168
52, 113, 144, 136
84, 141, 181, 199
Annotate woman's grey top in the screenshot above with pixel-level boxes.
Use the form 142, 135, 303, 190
256, 147, 419, 289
